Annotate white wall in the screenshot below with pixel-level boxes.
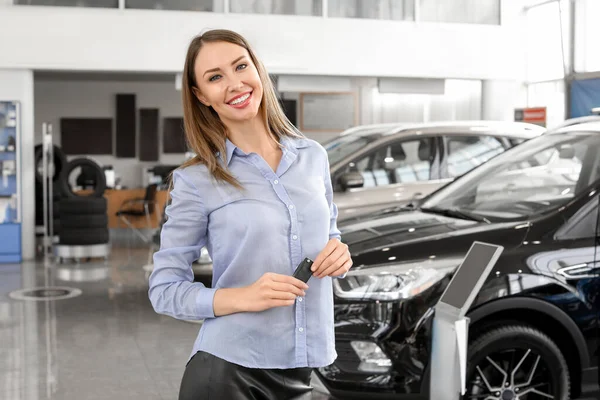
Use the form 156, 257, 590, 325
34, 75, 187, 188
482, 80, 526, 121
0, 69, 35, 260
0, 5, 522, 80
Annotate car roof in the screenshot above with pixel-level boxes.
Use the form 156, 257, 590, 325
546, 120, 600, 135
339, 120, 544, 139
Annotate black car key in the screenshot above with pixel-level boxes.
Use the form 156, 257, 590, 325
293, 257, 314, 283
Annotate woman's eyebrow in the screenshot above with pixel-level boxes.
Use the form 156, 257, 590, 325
203, 56, 247, 77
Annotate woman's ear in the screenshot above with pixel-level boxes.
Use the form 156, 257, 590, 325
192, 87, 210, 106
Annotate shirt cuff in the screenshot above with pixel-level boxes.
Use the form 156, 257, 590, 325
196, 287, 218, 319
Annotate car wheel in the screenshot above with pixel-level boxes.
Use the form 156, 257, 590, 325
464, 325, 570, 400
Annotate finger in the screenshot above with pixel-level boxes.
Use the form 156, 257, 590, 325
271, 282, 306, 297
269, 291, 297, 301
270, 299, 295, 308
314, 244, 347, 276
329, 259, 353, 277
317, 252, 349, 278
312, 239, 339, 272
270, 273, 309, 290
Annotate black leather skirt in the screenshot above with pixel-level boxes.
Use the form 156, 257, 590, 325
179, 351, 314, 400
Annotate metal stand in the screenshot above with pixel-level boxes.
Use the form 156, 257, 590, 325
429, 241, 504, 400
41, 123, 55, 264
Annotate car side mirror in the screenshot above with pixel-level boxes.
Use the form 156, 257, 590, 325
339, 171, 364, 191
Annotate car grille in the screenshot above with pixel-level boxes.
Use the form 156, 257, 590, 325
335, 341, 361, 373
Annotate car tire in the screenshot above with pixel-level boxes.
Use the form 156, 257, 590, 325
59, 228, 109, 245
59, 197, 107, 215
59, 158, 107, 198
465, 324, 570, 399
61, 214, 108, 229
34, 144, 67, 184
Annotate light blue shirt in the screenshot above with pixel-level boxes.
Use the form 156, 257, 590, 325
149, 135, 342, 369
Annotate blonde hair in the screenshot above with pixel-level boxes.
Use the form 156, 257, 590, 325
178, 29, 302, 189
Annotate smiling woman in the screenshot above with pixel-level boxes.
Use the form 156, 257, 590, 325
149, 29, 353, 400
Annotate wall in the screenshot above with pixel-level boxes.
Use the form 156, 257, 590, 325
0, 69, 35, 260
0, 5, 522, 80
34, 74, 187, 188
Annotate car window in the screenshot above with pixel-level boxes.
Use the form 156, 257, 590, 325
556, 196, 599, 240
346, 138, 435, 188
446, 136, 505, 178
422, 132, 600, 221
324, 134, 381, 166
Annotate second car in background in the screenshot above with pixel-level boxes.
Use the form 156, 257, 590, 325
324, 121, 544, 220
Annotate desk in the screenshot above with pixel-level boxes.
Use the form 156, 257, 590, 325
76, 189, 169, 229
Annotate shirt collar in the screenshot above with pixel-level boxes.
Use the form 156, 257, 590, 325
220, 135, 309, 166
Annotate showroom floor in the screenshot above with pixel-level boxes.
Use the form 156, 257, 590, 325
0, 244, 597, 400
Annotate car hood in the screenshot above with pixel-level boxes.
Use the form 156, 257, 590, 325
340, 210, 529, 266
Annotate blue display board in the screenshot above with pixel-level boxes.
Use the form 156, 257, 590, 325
570, 78, 600, 118
0, 101, 21, 262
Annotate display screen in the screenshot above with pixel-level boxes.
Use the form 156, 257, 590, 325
439, 243, 501, 310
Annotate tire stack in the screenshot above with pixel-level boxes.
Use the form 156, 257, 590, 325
58, 158, 109, 247
34, 144, 66, 236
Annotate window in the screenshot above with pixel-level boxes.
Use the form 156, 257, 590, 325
347, 138, 435, 188
418, 0, 500, 25
230, 0, 322, 16
446, 136, 504, 178
14, 0, 117, 7
126, 0, 214, 11
328, 0, 414, 21
556, 196, 599, 240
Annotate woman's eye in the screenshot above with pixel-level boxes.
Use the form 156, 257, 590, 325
236, 63, 247, 71
209, 74, 221, 82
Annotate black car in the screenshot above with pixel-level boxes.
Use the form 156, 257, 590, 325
316, 121, 600, 399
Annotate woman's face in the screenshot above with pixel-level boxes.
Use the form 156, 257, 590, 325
193, 41, 264, 125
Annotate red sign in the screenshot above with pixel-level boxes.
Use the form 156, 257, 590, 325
514, 107, 547, 127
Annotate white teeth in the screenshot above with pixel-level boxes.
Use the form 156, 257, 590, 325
230, 93, 250, 105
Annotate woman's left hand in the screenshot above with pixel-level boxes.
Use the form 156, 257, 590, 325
311, 238, 353, 278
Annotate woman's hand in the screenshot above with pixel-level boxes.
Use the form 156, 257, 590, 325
241, 272, 309, 313
311, 238, 353, 278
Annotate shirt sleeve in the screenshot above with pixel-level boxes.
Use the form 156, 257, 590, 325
323, 151, 342, 241
148, 169, 217, 320
323, 150, 348, 279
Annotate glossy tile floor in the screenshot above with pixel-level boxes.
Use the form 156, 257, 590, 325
0, 246, 331, 400
0, 245, 598, 400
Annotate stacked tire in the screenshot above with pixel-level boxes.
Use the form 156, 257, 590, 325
58, 158, 109, 246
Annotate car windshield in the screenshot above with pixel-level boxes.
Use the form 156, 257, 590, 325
324, 134, 381, 165
420, 131, 600, 221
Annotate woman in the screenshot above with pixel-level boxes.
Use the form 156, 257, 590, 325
149, 29, 352, 400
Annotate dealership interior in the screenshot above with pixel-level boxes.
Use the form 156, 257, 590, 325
2, 1, 600, 399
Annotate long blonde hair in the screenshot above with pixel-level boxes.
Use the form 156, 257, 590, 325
178, 29, 301, 189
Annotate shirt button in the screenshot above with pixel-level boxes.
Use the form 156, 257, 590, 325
273, 180, 279, 185
299, 327, 304, 333
288, 204, 294, 209
298, 297, 303, 302
292, 235, 298, 240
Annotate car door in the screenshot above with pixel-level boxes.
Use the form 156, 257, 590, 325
333, 136, 449, 219
551, 193, 600, 368
440, 135, 508, 179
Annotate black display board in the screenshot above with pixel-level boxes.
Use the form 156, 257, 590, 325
60, 118, 113, 155
116, 94, 136, 158
163, 117, 187, 153
139, 108, 159, 161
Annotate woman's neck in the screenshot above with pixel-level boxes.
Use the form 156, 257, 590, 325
225, 116, 279, 156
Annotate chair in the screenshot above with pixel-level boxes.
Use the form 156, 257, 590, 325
116, 184, 160, 244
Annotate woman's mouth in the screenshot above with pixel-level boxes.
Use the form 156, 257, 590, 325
227, 92, 252, 109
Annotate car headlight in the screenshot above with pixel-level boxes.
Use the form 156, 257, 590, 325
333, 257, 461, 301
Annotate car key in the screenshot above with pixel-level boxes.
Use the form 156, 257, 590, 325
293, 257, 314, 283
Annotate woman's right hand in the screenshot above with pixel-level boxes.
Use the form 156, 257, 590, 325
242, 272, 309, 313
